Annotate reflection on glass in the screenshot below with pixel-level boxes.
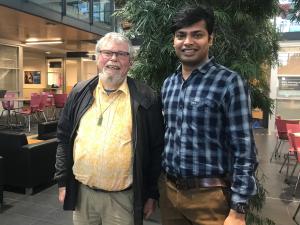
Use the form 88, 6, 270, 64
48, 59, 63, 89
48, 72, 62, 87
277, 51, 300, 97
28, 0, 62, 13
93, 0, 112, 25
278, 52, 300, 75
276, 99, 300, 119
276, 1, 300, 32
66, 0, 90, 22
0, 45, 19, 91
0, 69, 18, 90
0, 45, 18, 68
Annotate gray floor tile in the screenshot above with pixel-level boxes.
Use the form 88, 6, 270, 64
144, 219, 161, 225
42, 185, 58, 195
257, 130, 300, 224
31, 220, 70, 225
262, 198, 297, 225
43, 208, 73, 225
0, 212, 38, 225
2, 200, 55, 220
23, 192, 61, 209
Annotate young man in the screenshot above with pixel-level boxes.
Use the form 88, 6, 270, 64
55, 32, 164, 225
160, 5, 257, 225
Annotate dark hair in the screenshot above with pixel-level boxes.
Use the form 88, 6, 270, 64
171, 4, 215, 35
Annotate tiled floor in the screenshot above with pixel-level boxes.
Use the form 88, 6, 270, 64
0, 185, 161, 225
255, 129, 300, 225
1, 127, 300, 225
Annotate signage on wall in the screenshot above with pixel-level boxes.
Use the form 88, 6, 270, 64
278, 76, 300, 90
24, 71, 41, 84
49, 61, 62, 68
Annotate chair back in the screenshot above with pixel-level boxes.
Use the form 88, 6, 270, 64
286, 123, 300, 155
41, 92, 53, 107
30, 94, 41, 112
286, 123, 300, 156
54, 94, 67, 108
286, 123, 300, 134
289, 133, 300, 162
1, 92, 16, 110
39, 93, 48, 110
275, 118, 300, 140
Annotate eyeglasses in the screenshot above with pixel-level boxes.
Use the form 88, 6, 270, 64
99, 50, 130, 59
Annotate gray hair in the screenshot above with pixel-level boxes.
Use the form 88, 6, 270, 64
95, 32, 134, 61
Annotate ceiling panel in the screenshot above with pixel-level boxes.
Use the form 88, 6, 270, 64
0, 5, 102, 56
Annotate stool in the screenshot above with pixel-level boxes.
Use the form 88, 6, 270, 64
0, 156, 4, 208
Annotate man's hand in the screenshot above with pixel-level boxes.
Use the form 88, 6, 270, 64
224, 209, 246, 225
58, 187, 66, 203
143, 198, 156, 219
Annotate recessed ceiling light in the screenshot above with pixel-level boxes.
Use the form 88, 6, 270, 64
25, 40, 64, 45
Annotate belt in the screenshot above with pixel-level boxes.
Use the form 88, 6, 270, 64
86, 184, 132, 193
164, 172, 228, 190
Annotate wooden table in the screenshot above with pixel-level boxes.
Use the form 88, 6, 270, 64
0, 97, 30, 102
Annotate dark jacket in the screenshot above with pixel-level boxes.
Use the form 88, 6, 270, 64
54, 75, 164, 225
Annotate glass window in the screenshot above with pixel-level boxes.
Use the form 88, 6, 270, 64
276, 0, 300, 32
93, 0, 112, 25
0, 69, 18, 91
66, 0, 90, 22
47, 59, 64, 88
0, 45, 18, 68
0, 45, 19, 91
28, 0, 63, 13
276, 99, 300, 119
277, 50, 300, 97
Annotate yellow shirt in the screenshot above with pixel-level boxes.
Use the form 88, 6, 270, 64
73, 78, 133, 191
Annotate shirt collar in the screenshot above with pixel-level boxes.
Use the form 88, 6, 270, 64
97, 77, 129, 96
175, 56, 216, 77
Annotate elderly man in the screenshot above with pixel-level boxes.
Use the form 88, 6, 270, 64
55, 32, 164, 225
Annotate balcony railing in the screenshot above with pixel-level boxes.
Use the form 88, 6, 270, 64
27, 0, 113, 25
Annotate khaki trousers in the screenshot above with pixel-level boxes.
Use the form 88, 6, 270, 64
73, 184, 134, 225
159, 174, 230, 225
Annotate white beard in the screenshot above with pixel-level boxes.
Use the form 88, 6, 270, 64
99, 69, 125, 89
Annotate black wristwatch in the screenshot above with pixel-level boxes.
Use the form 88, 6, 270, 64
231, 202, 249, 214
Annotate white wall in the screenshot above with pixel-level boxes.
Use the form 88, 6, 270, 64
23, 51, 47, 98
83, 60, 97, 80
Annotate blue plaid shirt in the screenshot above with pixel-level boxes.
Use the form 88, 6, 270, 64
161, 57, 257, 205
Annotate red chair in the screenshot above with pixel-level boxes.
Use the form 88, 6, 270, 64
270, 118, 300, 162
41, 92, 55, 119
287, 133, 300, 196
39, 93, 48, 122
293, 132, 300, 221
279, 123, 300, 180
19, 95, 42, 132
53, 94, 67, 119
54, 94, 67, 108
0, 92, 18, 127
